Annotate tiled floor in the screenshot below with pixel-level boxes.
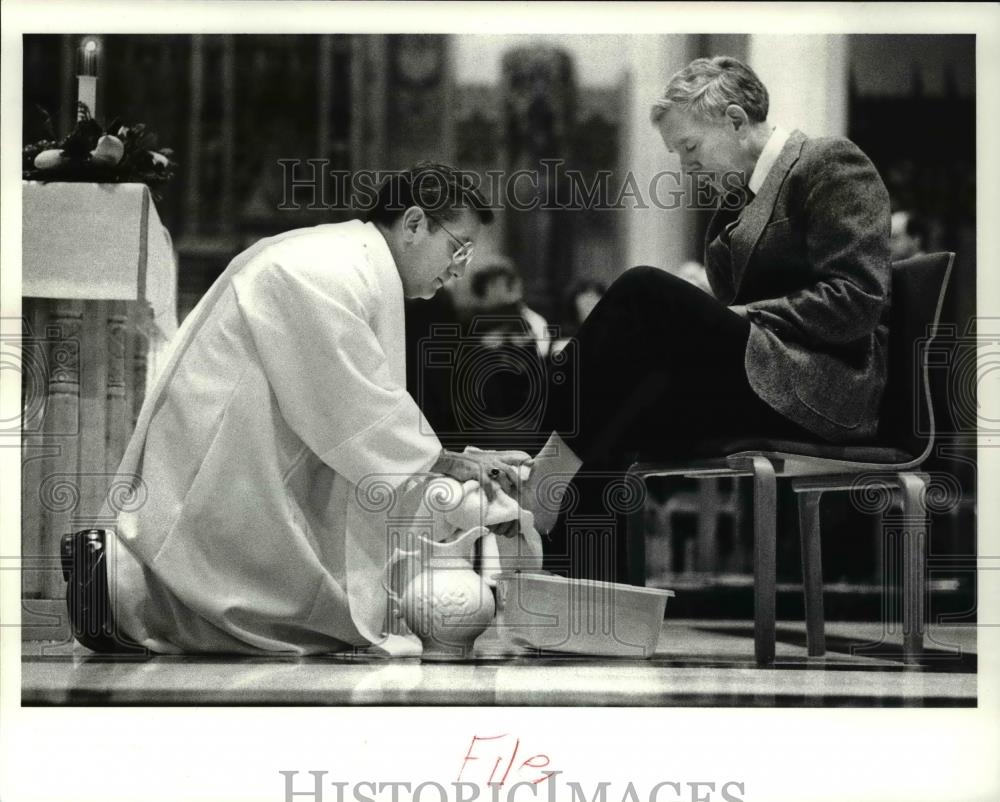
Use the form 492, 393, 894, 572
22, 619, 976, 706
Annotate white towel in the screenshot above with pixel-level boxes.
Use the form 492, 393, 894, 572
413, 467, 543, 583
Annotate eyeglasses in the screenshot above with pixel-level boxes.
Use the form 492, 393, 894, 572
428, 214, 475, 270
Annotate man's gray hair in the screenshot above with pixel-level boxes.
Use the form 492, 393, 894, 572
650, 56, 769, 125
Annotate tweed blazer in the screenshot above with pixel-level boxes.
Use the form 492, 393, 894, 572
705, 130, 892, 442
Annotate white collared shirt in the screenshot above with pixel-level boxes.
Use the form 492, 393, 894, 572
748, 125, 790, 195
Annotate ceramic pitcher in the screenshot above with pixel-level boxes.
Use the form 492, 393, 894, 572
387, 525, 499, 659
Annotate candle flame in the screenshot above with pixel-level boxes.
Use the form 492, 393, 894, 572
78, 37, 100, 79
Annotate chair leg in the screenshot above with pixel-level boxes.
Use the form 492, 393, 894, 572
874, 488, 903, 603
625, 467, 648, 587
898, 473, 927, 663
697, 479, 721, 573
750, 456, 777, 666
797, 491, 826, 657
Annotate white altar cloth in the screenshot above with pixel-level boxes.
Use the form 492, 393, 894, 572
22, 181, 177, 342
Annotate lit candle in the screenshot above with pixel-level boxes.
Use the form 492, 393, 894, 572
77, 37, 100, 119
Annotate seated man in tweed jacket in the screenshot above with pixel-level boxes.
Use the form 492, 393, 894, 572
524, 56, 892, 579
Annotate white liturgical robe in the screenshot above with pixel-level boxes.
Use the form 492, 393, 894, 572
104, 220, 443, 654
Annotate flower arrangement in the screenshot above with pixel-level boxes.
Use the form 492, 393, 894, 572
23, 103, 176, 197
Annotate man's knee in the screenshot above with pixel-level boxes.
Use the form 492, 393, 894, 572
609, 265, 700, 303
619, 264, 668, 285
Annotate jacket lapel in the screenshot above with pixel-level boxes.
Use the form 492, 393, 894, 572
729, 130, 807, 294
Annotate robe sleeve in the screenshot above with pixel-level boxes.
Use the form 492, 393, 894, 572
233, 257, 442, 488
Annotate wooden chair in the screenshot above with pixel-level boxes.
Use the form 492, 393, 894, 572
626, 252, 955, 666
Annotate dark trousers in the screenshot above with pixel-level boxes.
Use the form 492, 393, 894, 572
540, 266, 811, 582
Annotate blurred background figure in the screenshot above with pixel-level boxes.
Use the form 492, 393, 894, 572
469, 256, 552, 360
889, 209, 928, 260
566, 279, 606, 332
552, 279, 606, 354
405, 256, 550, 453
459, 256, 551, 451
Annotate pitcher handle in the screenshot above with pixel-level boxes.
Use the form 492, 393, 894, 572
382, 546, 415, 612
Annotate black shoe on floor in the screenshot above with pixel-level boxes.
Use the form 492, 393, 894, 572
60, 529, 144, 654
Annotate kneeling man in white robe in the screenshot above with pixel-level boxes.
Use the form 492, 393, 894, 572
100, 162, 527, 654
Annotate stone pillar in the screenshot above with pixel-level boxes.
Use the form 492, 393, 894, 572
748, 34, 848, 138
622, 35, 698, 273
